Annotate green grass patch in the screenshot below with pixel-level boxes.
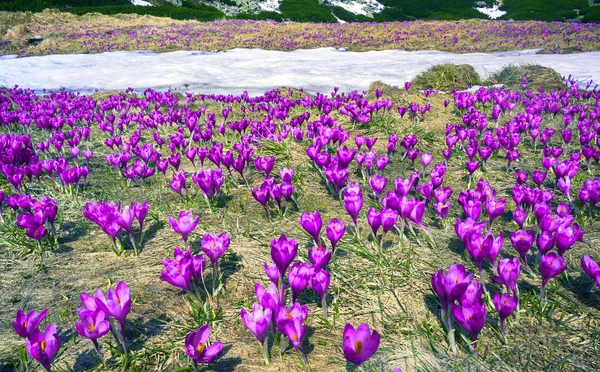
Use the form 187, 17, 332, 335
485, 64, 565, 91
412, 64, 482, 91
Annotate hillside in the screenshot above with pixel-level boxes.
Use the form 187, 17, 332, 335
1, 0, 599, 23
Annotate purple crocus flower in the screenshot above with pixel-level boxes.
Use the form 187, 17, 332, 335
160, 248, 193, 291
95, 282, 131, 336
490, 258, 521, 294
510, 230, 535, 273
310, 268, 330, 318
539, 253, 567, 305
298, 211, 322, 245
202, 232, 230, 293
493, 292, 517, 337
451, 298, 486, 350
288, 262, 312, 302
276, 303, 308, 363
326, 218, 346, 252
240, 303, 272, 361
14, 309, 49, 339
75, 309, 110, 351
342, 323, 380, 367
308, 246, 332, 269
168, 210, 200, 244
25, 323, 61, 372
201, 232, 230, 265
581, 255, 600, 287
264, 262, 280, 285
344, 192, 363, 231
270, 234, 298, 280
185, 324, 222, 365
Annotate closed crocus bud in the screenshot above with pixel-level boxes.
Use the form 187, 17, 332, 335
510, 230, 535, 262
264, 262, 280, 285
298, 211, 322, 244
326, 218, 346, 252
540, 253, 567, 289
344, 192, 363, 228
536, 230, 555, 255
581, 255, 600, 285
513, 207, 527, 229
288, 262, 312, 302
310, 268, 330, 302
367, 208, 382, 237
240, 303, 272, 345
342, 323, 380, 367
490, 257, 521, 294
270, 234, 298, 278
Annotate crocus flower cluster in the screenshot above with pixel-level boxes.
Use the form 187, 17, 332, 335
76, 282, 132, 356
252, 168, 296, 218
83, 200, 148, 255
160, 246, 207, 293
13, 309, 60, 372
2, 193, 58, 249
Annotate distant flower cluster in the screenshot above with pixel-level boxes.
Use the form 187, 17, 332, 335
3, 19, 600, 57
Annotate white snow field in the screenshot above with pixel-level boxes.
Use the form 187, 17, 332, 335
130, 0, 153, 6
0, 48, 597, 96
475, 4, 507, 19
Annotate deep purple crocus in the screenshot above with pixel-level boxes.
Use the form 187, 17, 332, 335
25, 323, 61, 372
14, 309, 49, 339
270, 234, 298, 280
168, 210, 200, 244
342, 323, 380, 367
185, 324, 223, 365
298, 211, 322, 245
326, 218, 346, 252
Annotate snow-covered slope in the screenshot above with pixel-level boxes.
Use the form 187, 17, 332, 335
0, 49, 597, 96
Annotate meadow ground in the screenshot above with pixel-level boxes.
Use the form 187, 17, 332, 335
1, 10, 600, 57
1, 78, 600, 372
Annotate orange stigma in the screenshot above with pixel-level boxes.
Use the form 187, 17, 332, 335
355, 340, 363, 354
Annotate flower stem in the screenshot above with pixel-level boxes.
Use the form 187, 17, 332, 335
263, 339, 271, 365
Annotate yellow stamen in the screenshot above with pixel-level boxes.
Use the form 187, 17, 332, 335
197, 342, 205, 353
40, 340, 47, 351
88, 321, 95, 332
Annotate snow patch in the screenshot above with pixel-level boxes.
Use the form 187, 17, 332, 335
131, 0, 153, 6
329, 0, 383, 16
0, 48, 597, 96
476, 4, 506, 19
259, 0, 280, 13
